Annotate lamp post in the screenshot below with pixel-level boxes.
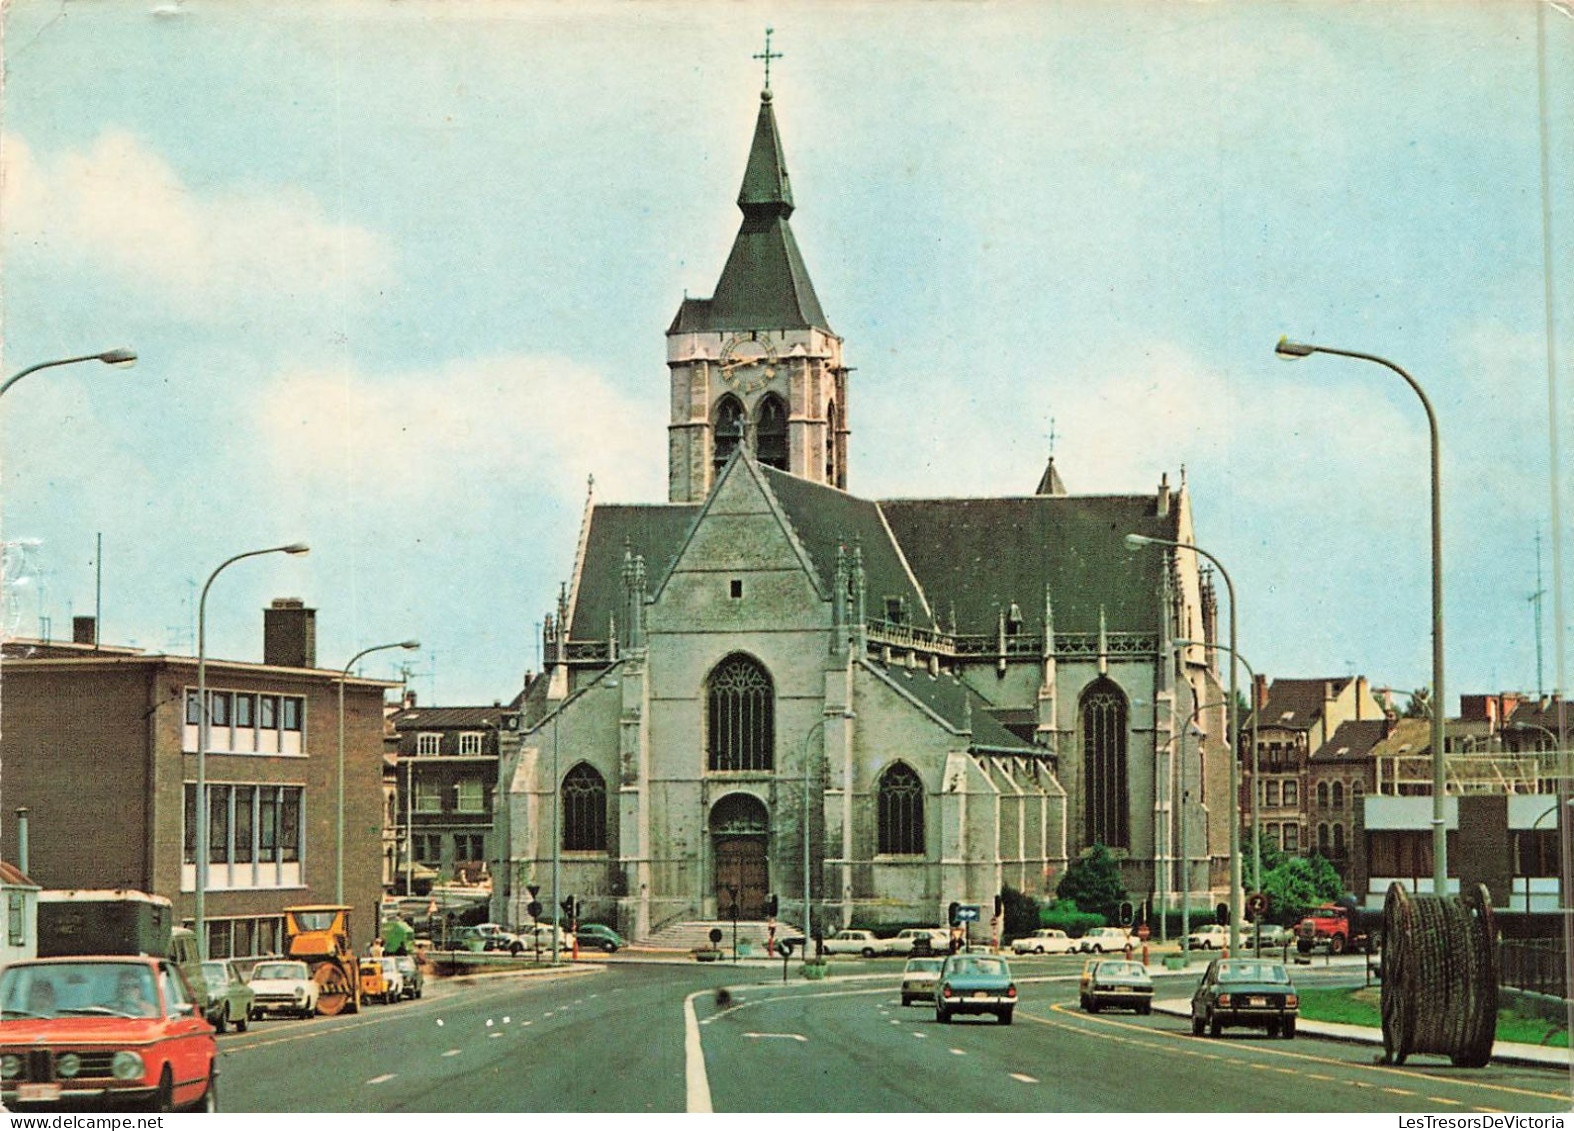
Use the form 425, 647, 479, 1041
1, 349, 136, 399
1127, 531, 1242, 951
1178, 639, 1262, 891
802, 711, 854, 949
196, 542, 309, 960
338, 641, 420, 904
1525, 801, 1563, 914
1276, 338, 1447, 895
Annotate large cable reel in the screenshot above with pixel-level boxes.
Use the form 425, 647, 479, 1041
1380, 882, 1498, 1067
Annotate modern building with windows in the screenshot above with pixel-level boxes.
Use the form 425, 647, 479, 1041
496, 84, 1234, 939
385, 700, 509, 892
0, 603, 393, 956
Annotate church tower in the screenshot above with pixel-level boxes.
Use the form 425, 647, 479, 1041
666, 80, 849, 503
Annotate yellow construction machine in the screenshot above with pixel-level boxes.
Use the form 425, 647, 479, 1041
283, 905, 361, 1015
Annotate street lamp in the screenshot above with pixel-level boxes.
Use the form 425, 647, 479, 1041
1177, 639, 1262, 893
1, 349, 137, 399
196, 541, 309, 960
1127, 531, 1243, 951
1275, 337, 1448, 895
338, 640, 420, 904
802, 711, 854, 950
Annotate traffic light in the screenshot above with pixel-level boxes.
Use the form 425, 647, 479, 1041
561, 896, 577, 920
1118, 900, 1134, 928
765, 894, 778, 918
948, 901, 960, 926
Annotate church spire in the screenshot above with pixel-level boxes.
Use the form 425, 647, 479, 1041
738, 89, 794, 218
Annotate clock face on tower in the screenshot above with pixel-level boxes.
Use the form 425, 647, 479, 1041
717, 335, 780, 395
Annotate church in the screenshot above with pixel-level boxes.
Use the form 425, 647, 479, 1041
496, 77, 1234, 941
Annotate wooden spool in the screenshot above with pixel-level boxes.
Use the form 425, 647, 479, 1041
1380, 882, 1498, 1066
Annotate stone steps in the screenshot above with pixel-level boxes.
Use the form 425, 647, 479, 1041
637, 919, 800, 951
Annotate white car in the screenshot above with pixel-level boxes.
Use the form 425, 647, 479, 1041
887, 928, 949, 956
1184, 924, 1231, 951
1011, 929, 1075, 955
248, 959, 320, 1019
822, 929, 892, 957
1078, 927, 1133, 954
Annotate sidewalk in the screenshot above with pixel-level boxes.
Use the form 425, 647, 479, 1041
1150, 998, 1570, 1069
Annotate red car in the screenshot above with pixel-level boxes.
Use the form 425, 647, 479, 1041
0, 956, 217, 1112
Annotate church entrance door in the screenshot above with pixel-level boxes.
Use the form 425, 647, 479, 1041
710, 793, 769, 919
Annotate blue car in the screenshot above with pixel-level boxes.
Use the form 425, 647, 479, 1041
934, 953, 1017, 1025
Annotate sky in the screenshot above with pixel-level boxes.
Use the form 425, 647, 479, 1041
1, 0, 1571, 709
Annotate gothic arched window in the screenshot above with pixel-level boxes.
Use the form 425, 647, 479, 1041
562, 763, 608, 851
707, 654, 774, 772
1332, 823, 1346, 858
1317, 822, 1331, 855
713, 396, 745, 475
1332, 781, 1345, 809
756, 394, 788, 470
825, 400, 839, 485
1317, 781, 1329, 808
1080, 679, 1129, 848
877, 762, 924, 855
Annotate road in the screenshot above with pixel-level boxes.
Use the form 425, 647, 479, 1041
217, 955, 1572, 1112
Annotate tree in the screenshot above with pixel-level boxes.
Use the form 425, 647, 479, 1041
999, 884, 1040, 939
1258, 853, 1344, 925
1055, 844, 1128, 923
1402, 686, 1433, 719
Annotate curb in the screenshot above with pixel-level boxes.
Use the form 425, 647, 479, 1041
1150, 999, 1569, 1069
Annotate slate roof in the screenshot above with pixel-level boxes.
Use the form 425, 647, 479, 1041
1368, 716, 1433, 759
760, 464, 927, 622
1249, 677, 1352, 731
566, 503, 699, 641
389, 706, 508, 731
668, 91, 830, 335
877, 495, 1178, 635
862, 660, 1038, 753
1310, 719, 1390, 763
1508, 699, 1574, 736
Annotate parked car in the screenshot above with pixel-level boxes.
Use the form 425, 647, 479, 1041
889, 928, 949, 956
900, 957, 944, 1005
393, 954, 424, 1000
0, 956, 218, 1111
520, 923, 577, 955
1079, 958, 1154, 1014
200, 959, 255, 1033
1183, 924, 1231, 951
474, 923, 527, 954
822, 930, 892, 958
247, 959, 320, 1019
934, 953, 1017, 1025
1190, 958, 1299, 1039
361, 956, 402, 1004
1011, 929, 1075, 955
576, 924, 627, 953
1078, 927, 1132, 953
1247, 923, 1295, 950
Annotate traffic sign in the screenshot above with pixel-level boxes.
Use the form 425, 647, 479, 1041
1245, 892, 1269, 920
954, 905, 981, 922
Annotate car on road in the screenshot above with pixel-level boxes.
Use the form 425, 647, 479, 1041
1078, 959, 1154, 1014
576, 924, 627, 953
1245, 923, 1294, 950
247, 960, 320, 1019
1183, 924, 1231, 951
1190, 958, 1299, 1039
0, 956, 218, 1112
393, 954, 424, 1000
474, 923, 528, 954
772, 933, 808, 958
200, 959, 255, 1033
900, 957, 944, 1005
888, 928, 949, 956
520, 923, 577, 955
1078, 927, 1132, 953
1011, 929, 1075, 955
934, 953, 1017, 1025
361, 957, 403, 1005
822, 929, 893, 958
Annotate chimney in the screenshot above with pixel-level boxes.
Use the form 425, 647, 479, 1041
1254, 673, 1269, 711
72, 616, 97, 646
263, 598, 317, 668
403, 689, 417, 710
1356, 675, 1368, 720
1156, 472, 1171, 518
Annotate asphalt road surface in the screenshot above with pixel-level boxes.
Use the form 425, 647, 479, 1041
217, 956, 1573, 1112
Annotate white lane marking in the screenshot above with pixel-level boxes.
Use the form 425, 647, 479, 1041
911, 1032, 928, 1039
489, 1033, 503, 1039
435, 1018, 445, 1026
1009, 1073, 1038, 1084
683, 990, 714, 1114
742, 1032, 808, 1042
888, 1019, 901, 1025
366, 1073, 397, 1085
521, 1020, 533, 1027
442, 1049, 462, 1058
503, 1016, 511, 1024
949, 1049, 966, 1056
486, 1019, 495, 1027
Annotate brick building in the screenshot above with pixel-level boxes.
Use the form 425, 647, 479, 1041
0, 602, 394, 956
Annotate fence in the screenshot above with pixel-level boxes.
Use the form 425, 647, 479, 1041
1499, 936, 1567, 999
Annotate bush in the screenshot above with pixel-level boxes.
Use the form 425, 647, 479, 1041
1056, 844, 1129, 923
1037, 898, 1106, 938
1000, 884, 1041, 939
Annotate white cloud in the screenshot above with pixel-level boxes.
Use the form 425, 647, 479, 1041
256, 355, 665, 511
1, 130, 394, 320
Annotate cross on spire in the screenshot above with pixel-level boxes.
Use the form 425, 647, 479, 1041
753, 27, 782, 92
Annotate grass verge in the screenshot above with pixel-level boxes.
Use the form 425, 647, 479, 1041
1296, 986, 1568, 1048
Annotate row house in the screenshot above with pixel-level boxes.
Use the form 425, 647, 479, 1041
0, 602, 393, 957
